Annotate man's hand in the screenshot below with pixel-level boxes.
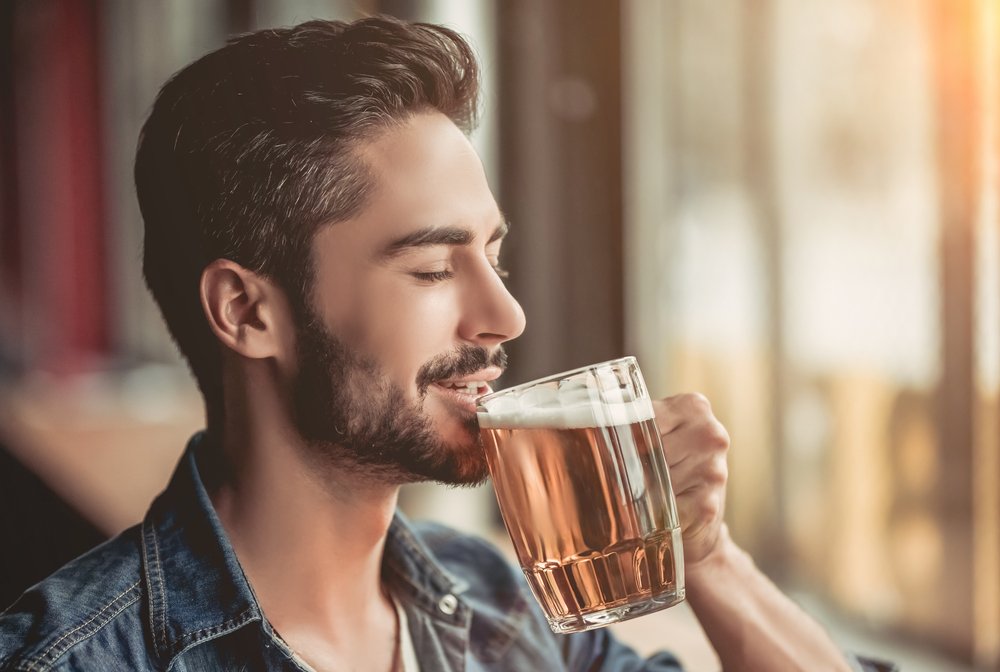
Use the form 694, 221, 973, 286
652, 393, 730, 567
654, 394, 862, 671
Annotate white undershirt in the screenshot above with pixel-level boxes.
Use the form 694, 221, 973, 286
392, 594, 421, 672
276, 595, 420, 672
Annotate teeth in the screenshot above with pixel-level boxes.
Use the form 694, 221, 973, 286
443, 381, 483, 394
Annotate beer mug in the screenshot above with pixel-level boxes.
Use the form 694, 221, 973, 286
477, 356, 685, 634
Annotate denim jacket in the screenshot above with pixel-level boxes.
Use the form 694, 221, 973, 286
1, 434, 895, 671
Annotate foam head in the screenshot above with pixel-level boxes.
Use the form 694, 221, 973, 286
477, 378, 654, 430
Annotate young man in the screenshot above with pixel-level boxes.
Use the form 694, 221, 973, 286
0, 17, 894, 671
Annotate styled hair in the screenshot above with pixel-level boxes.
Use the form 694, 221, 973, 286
135, 16, 481, 424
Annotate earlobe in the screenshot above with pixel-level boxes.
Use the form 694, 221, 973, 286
200, 259, 281, 360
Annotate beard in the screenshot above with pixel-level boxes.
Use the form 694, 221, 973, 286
289, 312, 506, 486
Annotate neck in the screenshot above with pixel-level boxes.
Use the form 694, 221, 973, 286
207, 396, 401, 655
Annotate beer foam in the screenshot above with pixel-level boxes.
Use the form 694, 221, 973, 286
477, 393, 654, 429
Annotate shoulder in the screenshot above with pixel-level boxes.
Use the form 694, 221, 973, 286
406, 521, 567, 664
0, 525, 154, 672
408, 521, 512, 570
408, 521, 525, 604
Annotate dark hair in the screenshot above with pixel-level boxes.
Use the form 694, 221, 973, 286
135, 16, 481, 425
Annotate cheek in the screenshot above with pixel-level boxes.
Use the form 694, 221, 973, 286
349, 283, 462, 381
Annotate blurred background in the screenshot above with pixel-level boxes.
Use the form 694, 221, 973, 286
1, 0, 997, 669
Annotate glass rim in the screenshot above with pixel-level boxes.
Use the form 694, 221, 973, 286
476, 355, 639, 406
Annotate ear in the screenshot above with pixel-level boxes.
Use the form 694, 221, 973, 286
200, 259, 288, 360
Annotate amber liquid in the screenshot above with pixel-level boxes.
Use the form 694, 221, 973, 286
481, 418, 684, 633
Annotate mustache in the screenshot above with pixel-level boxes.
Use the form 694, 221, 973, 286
416, 345, 508, 394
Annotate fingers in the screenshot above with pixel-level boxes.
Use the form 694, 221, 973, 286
651, 393, 713, 435
654, 393, 730, 469
674, 482, 727, 530
670, 448, 727, 546
670, 450, 728, 496
653, 393, 731, 564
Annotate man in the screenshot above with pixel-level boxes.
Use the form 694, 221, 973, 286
0, 17, 894, 671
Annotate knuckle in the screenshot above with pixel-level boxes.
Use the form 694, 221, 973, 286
699, 495, 721, 520
707, 422, 730, 451
686, 392, 712, 414
667, 392, 710, 415
693, 419, 729, 453
708, 457, 728, 486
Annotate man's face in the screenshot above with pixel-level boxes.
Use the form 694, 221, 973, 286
290, 112, 525, 485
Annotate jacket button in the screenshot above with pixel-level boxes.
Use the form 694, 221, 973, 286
438, 594, 459, 615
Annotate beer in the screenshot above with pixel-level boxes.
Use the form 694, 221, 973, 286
478, 362, 684, 634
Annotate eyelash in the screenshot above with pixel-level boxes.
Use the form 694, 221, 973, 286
413, 270, 455, 282
412, 266, 509, 283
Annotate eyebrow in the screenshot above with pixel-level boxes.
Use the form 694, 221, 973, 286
379, 217, 510, 259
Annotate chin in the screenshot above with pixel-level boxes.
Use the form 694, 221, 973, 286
433, 456, 491, 488
426, 420, 490, 486
428, 402, 480, 445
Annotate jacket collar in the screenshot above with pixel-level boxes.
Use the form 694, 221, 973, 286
140, 433, 263, 662
139, 432, 469, 664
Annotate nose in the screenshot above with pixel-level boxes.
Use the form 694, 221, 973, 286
458, 263, 526, 347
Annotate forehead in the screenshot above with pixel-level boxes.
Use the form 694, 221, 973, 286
348, 111, 503, 245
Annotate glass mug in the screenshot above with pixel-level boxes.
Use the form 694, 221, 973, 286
477, 356, 685, 634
